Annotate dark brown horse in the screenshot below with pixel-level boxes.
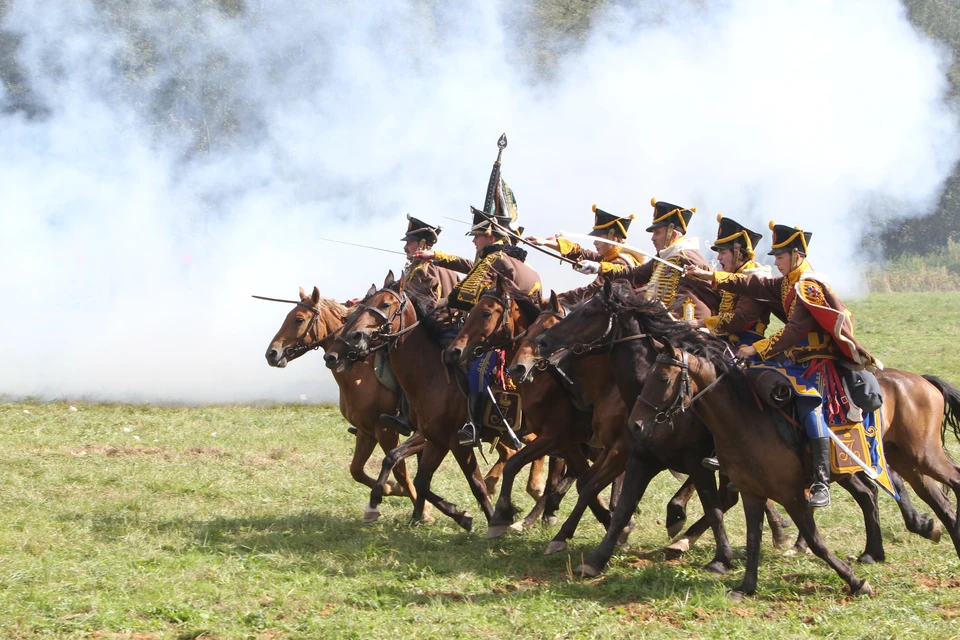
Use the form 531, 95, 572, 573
324, 277, 508, 530
625, 308, 960, 596
446, 283, 599, 538
264, 286, 423, 516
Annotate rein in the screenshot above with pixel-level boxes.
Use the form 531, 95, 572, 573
637, 350, 732, 424
470, 291, 527, 357
568, 300, 650, 356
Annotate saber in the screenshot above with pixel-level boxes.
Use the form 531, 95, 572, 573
557, 231, 684, 272
826, 429, 878, 480
316, 237, 406, 256
443, 216, 579, 266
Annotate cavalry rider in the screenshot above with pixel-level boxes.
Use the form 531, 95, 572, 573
575, 198, 719, 319
378, 215, 461, 436
686, 222, 882, 508
697, 214, 771, 471
527, 204, 643, 308
414, 138, 542, 447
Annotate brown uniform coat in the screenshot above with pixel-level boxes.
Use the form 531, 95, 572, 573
555, 241, 641, 308
434, 242, 542, 310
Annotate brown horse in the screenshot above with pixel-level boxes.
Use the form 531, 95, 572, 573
628, 314, 960, 596
445, 282, 599, 538
264, 286, 423, 515
324, 277, 505, 530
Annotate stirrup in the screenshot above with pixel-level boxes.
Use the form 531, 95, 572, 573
701, 457, 721, 471
807, 482, 831, 508
457, 422, 480, 447
379, 413, 413, 437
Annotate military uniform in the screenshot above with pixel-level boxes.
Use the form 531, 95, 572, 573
702, 215, 771, 348
594, 198, 719, 319
555, 204, 643, 308
434, 241, 541, 310
712, 221, 882, 507
379, 215, 461, 437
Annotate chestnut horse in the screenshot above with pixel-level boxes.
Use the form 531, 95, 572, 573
264, 286, 423, 514
325, 277, 507, 530
444, 281, 599, 538
615, 303, 960, 596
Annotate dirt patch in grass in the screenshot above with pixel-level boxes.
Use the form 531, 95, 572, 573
913, 574, 960, 590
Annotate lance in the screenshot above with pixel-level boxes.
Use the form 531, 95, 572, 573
316, 237, 406, 256
557, 231, 685, 272
442, 216, 579, 266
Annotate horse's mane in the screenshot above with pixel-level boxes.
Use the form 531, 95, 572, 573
321, 297, 349, 321
402, 281, 448, 341
510, 290, 544, 324
609, 283, 754, 404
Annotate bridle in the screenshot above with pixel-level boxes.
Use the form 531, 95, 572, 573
548, 293, 650, 358
336, 286, 420, 362
469, 290, 528, 357
253, 294, 332, 360
635, 348, 732, 424
533, 308, 566, 372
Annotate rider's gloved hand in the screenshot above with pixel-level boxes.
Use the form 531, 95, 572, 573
574, 260, 600, 275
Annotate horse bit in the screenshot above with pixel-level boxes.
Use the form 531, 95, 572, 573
337, 287, 419, 362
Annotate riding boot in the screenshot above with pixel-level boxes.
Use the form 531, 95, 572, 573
379, 392, 413, 436
807, 437, 832, 508
456, 392, 484, 447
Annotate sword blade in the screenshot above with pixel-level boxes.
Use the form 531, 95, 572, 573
826, 429, 878, 480
316, 237, 406, 256
557, 231, 684, 272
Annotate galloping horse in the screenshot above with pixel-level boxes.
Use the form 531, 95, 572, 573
445, 282, 598, 538
532, 281, 939, 576
619, 301, 960, 596
324, 276, 505, 530
264, 286, 423, 514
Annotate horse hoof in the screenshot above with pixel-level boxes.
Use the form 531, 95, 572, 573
852, 580, 873, 598
574, 564, 600, 579
855, 554, 878, 565
728, 590, 747, 602
664, 538, 691, 554
460, 514, 473, 532
773, 536, 793, 551
666, 520, 686, 539
486, 525, 510, 539
617, 528, 632, 545
930, 523, 942, 544
544, 540, 568, 555
543, 515, 559, 527
362, 506, 381, 524
704, 561, 728, 576
418, 513, 436, 525
509, 521, 525, 532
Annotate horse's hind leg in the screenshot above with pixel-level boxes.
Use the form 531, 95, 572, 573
764, 500, 793, 550
542, 457, 577, 527
783, 499, 871, 596
836, 473, 884, 564
890, 469, 941, 542
577, 454, 662, 577
349, 429, 381, 490
889, 453, 960, 558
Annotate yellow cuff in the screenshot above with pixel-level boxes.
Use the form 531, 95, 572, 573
432, 250, 456, 264
703, 316, 720, 331
753, 338, 772, 360
599, 262, 626, 276
556, 238, 579, 256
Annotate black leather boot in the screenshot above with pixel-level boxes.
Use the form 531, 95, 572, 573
808, 437, 832, 508
379, 392, 414, 436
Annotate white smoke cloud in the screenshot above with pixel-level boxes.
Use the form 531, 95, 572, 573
1, 0, 956, 403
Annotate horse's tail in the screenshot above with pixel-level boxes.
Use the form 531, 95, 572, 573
922, 375, 960, 446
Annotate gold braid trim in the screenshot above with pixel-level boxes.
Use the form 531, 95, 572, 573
599, 261, 628, 276
646, 257, 682, 306
453, 252, 499, 307
432, 250, 459, 265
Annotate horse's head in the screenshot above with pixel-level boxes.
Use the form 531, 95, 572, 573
510, 290, 566, 384
628, 340, 695, 436
265, 286, 345, 368
534, 279, 621, 364
444, 276, 525, 368
324, 270, 413, 372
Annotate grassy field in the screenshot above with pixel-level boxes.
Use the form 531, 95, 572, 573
2, 293, 960, 639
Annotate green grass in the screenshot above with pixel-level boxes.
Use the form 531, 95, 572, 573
2, 294, 960, 638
